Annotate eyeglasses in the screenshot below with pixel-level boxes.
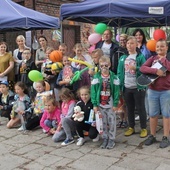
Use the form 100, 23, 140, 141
120, 39, 126, 42
100, 64, 109, 68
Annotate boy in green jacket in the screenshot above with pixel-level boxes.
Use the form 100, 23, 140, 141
91, 56, 120, 149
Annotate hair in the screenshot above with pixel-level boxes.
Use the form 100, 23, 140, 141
99, 55, 111, 64
91, 48, 104, 57
38, 35, 47, 42
23, 48, 31, 53
120, 34, 128, 40
157, 39, 168, 46
132, 29, 147, 45
73, 43, 83, 50
16, 35, 25, 42
36, 80, 46, 88
44, 95, 57, 106
14, 81, 28, 95
59, 88, 75, 101
59, 43, 67, 49
0, 41, 9, 52
77, 86, 90, 98
127, 36, 137, 43
104, 29, 113, 36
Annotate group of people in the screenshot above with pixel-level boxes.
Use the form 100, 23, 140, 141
0, 28, 170, 149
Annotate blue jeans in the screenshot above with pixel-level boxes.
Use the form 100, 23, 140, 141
148, 89, 170, 118
44, 119, 57, 129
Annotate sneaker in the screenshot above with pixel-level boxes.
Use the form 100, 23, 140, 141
100, 139, 108, 149
140, 129, 148, 138
93, 134, 100, 142
42, 129, 47, 133
106, 139, 115, 149
121, 121, 128, 128
116, 121, 123, 128
61, 139, 75, 146
160, 136, 170, 148
135, 115, 139, 121
145, 135, 156, 146
124, 127, 135, 136
18, 125, 24, 131
77, 137, 85, 146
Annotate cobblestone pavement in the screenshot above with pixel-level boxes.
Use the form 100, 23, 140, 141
0, 117, 170, 170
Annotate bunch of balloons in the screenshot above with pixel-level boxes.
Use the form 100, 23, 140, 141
88, 23, 107, 53
146, 29, 167, 52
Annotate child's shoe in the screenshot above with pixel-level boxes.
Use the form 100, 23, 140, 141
18, 125, 25, 131
140, 129, 148, 138
124, 127, 135, 136
100, 139, 108, 149
92, 134, 100, 142
77, 137, 85, 146
121, 121, 128, 128
145, 135, 156, 146
159, 136, 170, 148
61, 138, 75, 146
106, 139, 115, 149
116, 121, 123, 128
42, 129, 47, 133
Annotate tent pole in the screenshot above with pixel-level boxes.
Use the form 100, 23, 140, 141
60, 21, 63, 43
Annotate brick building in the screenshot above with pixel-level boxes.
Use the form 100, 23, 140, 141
0, 0, 94, 57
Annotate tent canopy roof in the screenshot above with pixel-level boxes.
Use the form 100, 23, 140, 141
0, 0, 60, 31
60, 0, 170, 27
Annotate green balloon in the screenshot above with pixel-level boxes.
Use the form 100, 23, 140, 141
28, 70, 43, 82
95, 23, 107, 34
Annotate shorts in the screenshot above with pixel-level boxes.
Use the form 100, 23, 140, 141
148, 89, 170, 118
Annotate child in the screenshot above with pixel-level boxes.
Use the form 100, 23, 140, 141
40, 95, 61, 135
91, 56, 120, 149
7, 82, 31, 130
71, 43, 92, 88
0, 81, 15, 120
52, 88, 76, 145
74, 86, 99, 146
117, 36, 147, 138
59, 43, 68, 56
140, 39, 170, 148
19, 48, 37, 99
25, 80, 46, 130
88, 48, 103, 77
56, 55, 78, 92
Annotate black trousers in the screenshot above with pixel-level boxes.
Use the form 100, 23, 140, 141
124, 88, 147, 129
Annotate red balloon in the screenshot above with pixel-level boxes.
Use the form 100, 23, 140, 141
146, 39, 157, 52
153, 29, 166, 41
49, 50, 63, 62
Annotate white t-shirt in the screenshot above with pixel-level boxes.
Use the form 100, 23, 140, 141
101, 42, 111, 57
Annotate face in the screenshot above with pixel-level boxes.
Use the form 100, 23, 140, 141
59, 46, 67, 55
45, 101, 55, 113
0, 84, 8, 94
45, 50, 51, 59
99, 61, 110, 73
126, 39, 137, 54
0, 43, 7, 54
134, 31, 143, 43
103, 30, 112, 42
22, 50, 31, 60
119, 37, 127, 48
35, 83, 45, 93
16, 38, 25, 46
80, 89, 90, 103
15, 85, 24, 96
39, 37, 47, 47
62, 56, 71, 66
75, 47, 83, 56
156, 41, 168, 56
92, 53, 100, 64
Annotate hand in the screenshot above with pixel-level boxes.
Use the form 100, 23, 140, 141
93, 107, 98, 113
113, 107, 118, 112
129, 65, 136, 71
0, 105, 3, 110
18, 110, 25, 115
156, 69, 164, 76
49, 128, 56, 135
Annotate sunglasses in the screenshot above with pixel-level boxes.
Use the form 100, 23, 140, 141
100, 64, 109, 68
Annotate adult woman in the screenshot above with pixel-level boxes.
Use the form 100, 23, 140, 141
13, 35, 30, 82
35, 35, 48, 71
133, 29, 151, 60
0, 42, 14, 89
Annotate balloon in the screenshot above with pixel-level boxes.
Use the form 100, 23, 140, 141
33, 81, 50, 91
49, 50, 62, 62
153, 29, 166, 41
51, 62, 63, 73
88, 45, 96, 54
88, 33, 102, 45
68, 57, 93, 68
94, 23, 107, 34
116, 34, 120, 42
28, 70, 43, 82
146, 39, 157, 52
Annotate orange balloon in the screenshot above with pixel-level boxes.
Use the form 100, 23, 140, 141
146, 40, 157, 52
49, 50, 62, 62
45, 81, 50, 91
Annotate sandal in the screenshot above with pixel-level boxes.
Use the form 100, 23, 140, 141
117, 121, 123, 128
121, 121, 128, 128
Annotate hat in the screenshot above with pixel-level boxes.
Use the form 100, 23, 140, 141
0, 81, 9, 86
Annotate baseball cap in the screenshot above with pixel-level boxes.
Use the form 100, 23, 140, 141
0, 81, 9, 86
